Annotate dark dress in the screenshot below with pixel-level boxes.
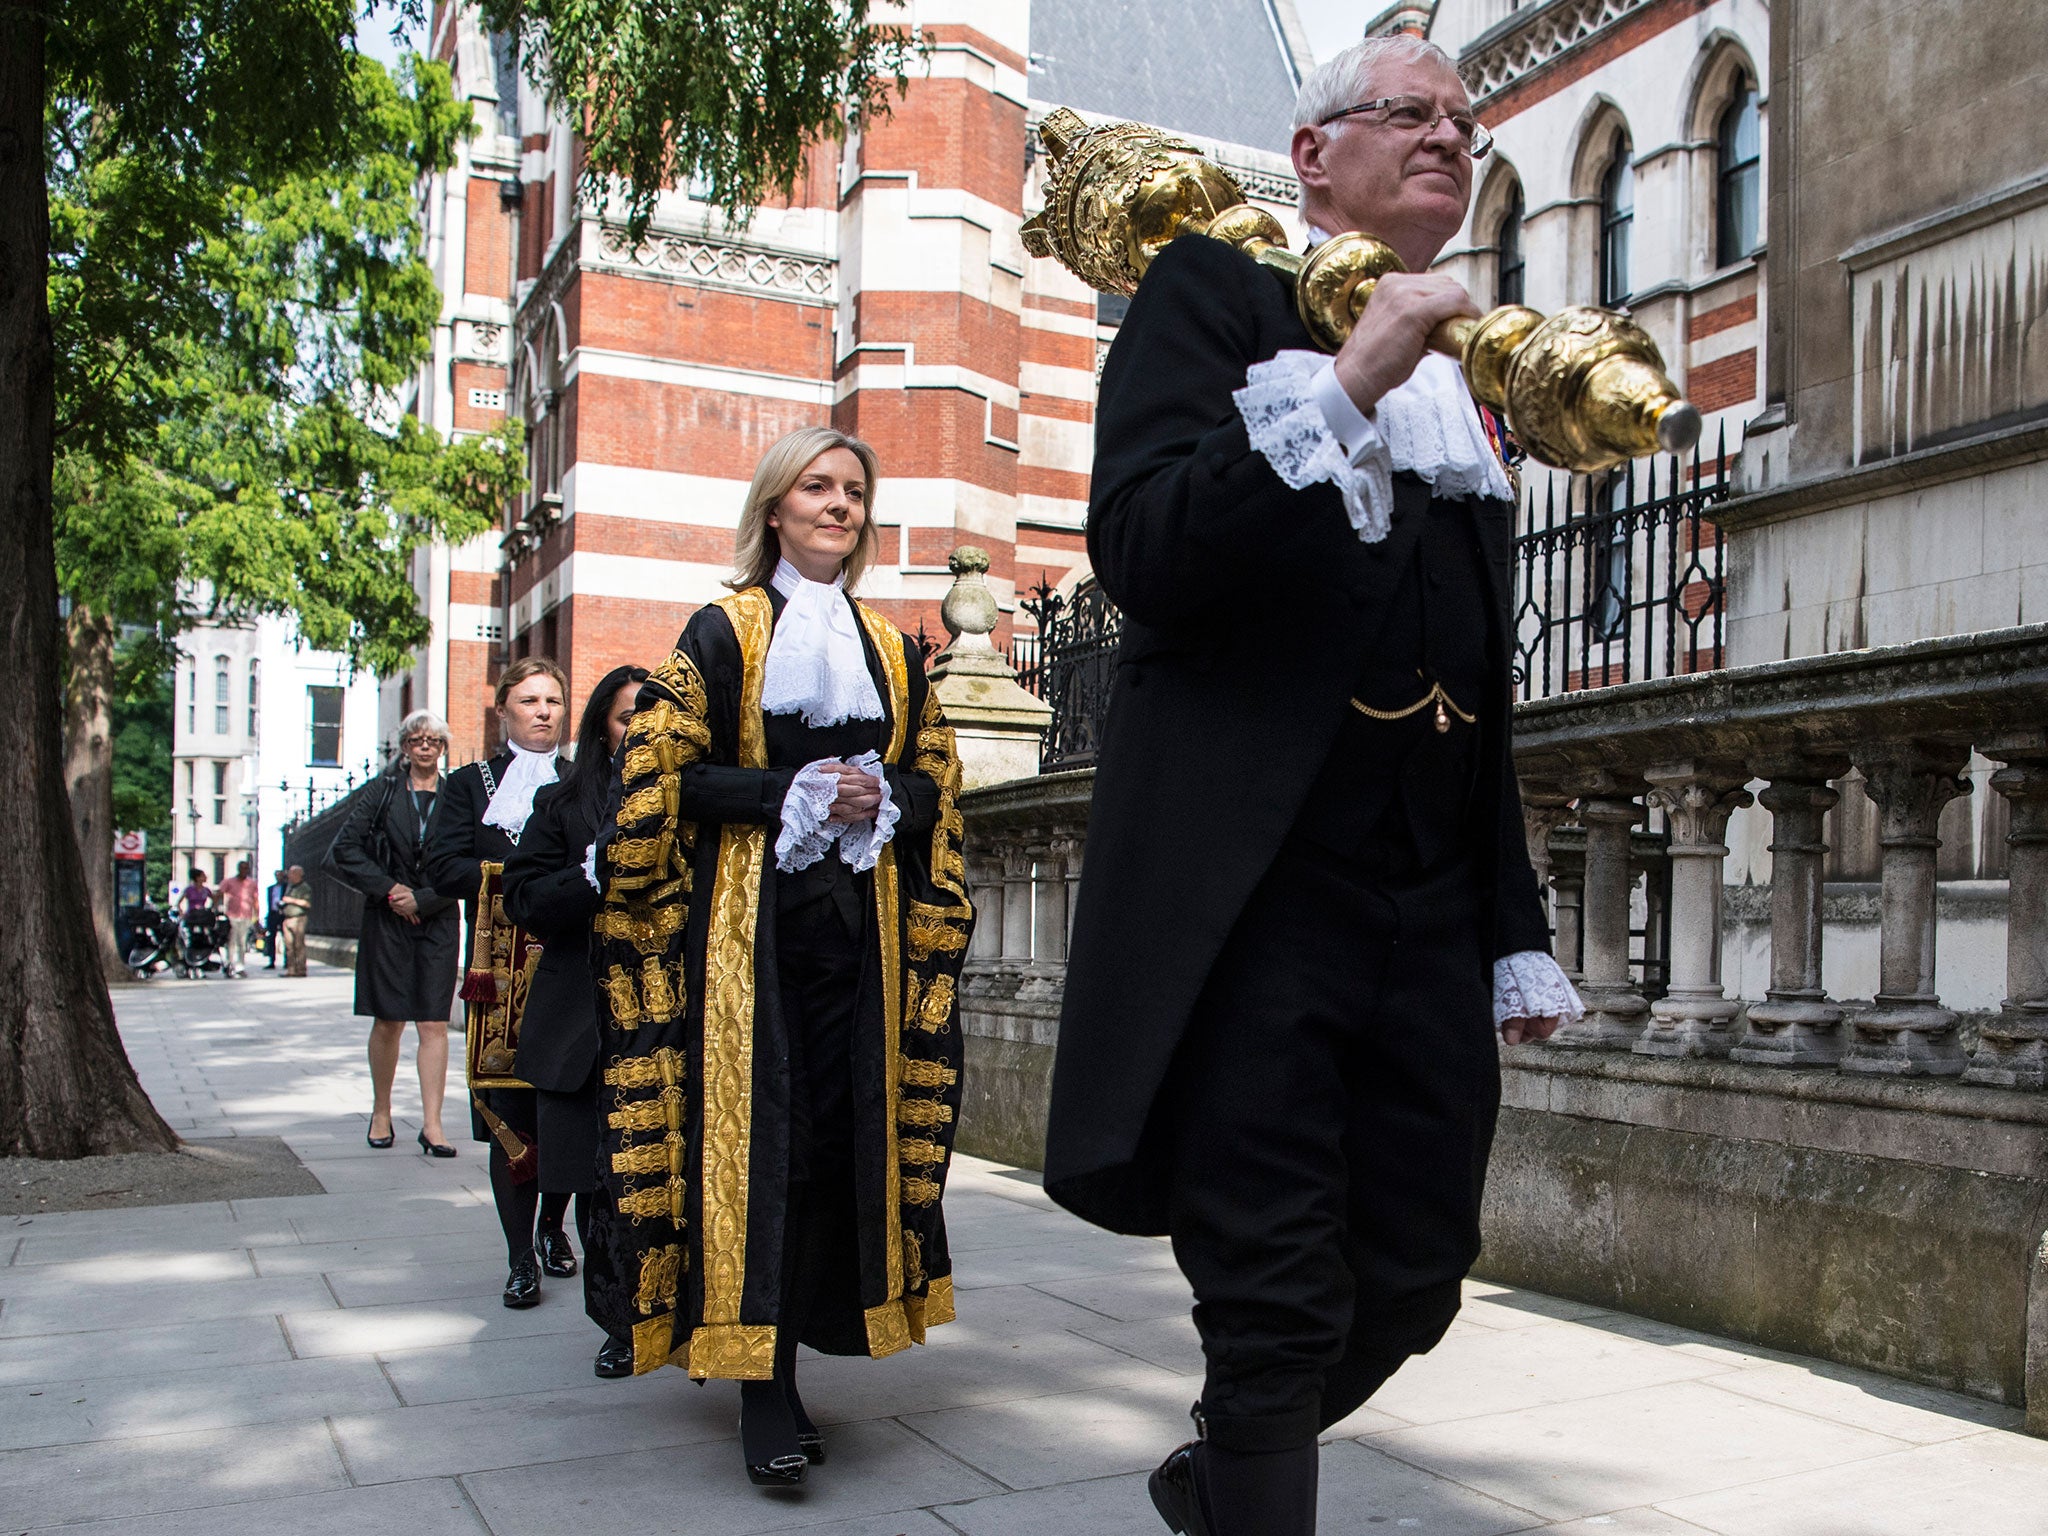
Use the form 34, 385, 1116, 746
423, 751, 566, 1144
502, 781, 604, 1194
325, 772, 461, 1021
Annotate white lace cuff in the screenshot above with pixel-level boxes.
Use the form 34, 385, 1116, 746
582, 840, 601, 892
1233, 349, 1394, 543
834, 751, 899, 873
1494, 951, 1585, 1029
775, 762, 842, 873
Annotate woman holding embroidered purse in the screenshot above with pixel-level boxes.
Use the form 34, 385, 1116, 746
590, 427, 974, 1489
423, 657, 576, 1308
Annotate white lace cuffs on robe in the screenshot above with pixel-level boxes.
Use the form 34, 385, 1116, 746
1494, 951, 1585, 1029
1233, 350, 1513, 544
774, 750, 900, 875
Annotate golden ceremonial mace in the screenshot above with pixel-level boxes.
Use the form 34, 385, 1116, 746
1020, 108, 1702, 474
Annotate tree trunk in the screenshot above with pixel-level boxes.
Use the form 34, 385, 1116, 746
0, 7, 178, 1156
65, 606, 129, 984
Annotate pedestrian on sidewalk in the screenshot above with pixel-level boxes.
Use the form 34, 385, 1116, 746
262, 869, 286, 968
220, 861, 260, 977
503, 664, 648, 1381
592, 428, 974, 1490
1040, 37, 1584, 1536
326, 711, 462, 1153
278, 866, 312, 976
424, 659, 574, 1308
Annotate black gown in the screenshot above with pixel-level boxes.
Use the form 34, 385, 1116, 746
590, 585, 974, 1378
326, 771, 460, 1021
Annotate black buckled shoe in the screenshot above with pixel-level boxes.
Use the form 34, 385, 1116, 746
746, 1453, 807, 1488
1148, 1440, 1211, 1535
594, 1334, 634, 1378
501, 1251, 541, 1309
537, 1228, 577, 1278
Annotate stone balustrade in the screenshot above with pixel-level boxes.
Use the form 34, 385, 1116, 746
1512, 623, 2048, 1087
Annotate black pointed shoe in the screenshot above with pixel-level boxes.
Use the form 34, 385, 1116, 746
594, 1334, 634, 1378
537, 1227, 577, 1278
1148, 1441, 1212, 1536
501, 1251, 541, 1309
746, 1453, 807, 1488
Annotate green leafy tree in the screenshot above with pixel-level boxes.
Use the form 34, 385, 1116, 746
109, 648, 174, 903
53, 52, 524, 991
3, 0, 917, 1159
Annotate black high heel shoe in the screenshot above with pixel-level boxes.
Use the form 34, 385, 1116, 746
537, 1228, 577, 1278
746, 1453, 807, 1488
417, 1129, 458, 1158
366, 1118, 394, 1149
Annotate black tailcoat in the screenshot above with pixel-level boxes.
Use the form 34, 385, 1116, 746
502, 781, 603, 1096
1043, 233, 1550, 1236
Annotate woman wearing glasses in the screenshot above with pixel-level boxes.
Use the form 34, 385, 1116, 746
326, 711, 463, 1151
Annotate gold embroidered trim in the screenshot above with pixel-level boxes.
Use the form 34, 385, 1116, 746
604, 1047, 683, 1089
900, 1056, 959, 1089
897, 1099, 955, 1128
612, 1141, 679, 1177
607, 1096, 675, 1134
639, 956, 681, 1024
903, 1176, 943, 1206
617, 1186, 677, 1219
903, 972, 957, 1034
688, 1322, 777, 1380
617, 784, 667, 826
605, 966, 644, 1030
635, 1244, 683, 1315
631, 1313, 674, 1375
864, 1299, 913, 1359
899, 1137, 948, 1168
696, 590, 772, 1350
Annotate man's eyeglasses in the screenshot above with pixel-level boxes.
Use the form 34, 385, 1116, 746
1319, 95, 1493, 160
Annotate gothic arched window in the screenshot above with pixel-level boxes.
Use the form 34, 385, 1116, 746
1716, 79, 1761, 266
1599, 140, 1634, 306
1496, 183, 1526, 308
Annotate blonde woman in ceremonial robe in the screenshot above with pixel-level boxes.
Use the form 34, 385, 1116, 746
592, 426, 974, 1488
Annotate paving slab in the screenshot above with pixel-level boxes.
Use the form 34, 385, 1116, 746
0, 1416, 349, 1527
0, 1313, 292, 1387
17, 1477, 491, 1536
0, 1354, 400, 1449
0, 1271, 337, 1337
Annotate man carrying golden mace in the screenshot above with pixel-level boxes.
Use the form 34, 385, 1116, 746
1028, 37, 1635, 1536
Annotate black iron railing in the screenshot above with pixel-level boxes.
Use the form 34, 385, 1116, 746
1510, 429, 1730, 700
1016, 579, 1121, 771
1013, 430, 1731, 763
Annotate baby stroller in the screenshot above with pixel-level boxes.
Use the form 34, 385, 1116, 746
179, 908, 232, 979
124, 904, 181, 979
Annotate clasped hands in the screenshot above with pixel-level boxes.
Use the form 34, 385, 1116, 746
385, 882, 422, 924
813, 760, 884, 826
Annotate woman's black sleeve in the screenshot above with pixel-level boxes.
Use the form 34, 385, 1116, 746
422, 770, 485, 904
503, 789, 601, 943
324, 783, 397, 899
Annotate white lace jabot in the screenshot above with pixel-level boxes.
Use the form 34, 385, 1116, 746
481, 742, 559, 840
1234, 350, 1513, 542
763, 558, 885, 728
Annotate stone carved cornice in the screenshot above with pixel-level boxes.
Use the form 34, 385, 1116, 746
1459, 0, 1650, 105
593, 224, 835, 305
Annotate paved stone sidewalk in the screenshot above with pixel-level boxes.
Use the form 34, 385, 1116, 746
5, 970, 2047, 1534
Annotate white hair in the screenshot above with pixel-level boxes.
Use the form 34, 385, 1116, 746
1292, 36, 1463, 214
1292, 36, 1461, 132
396, 709, 450, 746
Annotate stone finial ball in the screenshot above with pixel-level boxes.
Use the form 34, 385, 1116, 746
942, 545, 999, 639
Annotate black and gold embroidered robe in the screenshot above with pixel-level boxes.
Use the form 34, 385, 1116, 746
591, 587, 974, 1378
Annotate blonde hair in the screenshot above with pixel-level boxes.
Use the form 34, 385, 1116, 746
728, 427, 883, 593
493, 656, 567, 709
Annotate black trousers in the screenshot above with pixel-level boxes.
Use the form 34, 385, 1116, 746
1164, 838, 1499, 1453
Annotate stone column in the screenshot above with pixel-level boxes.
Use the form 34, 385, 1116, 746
1736, 755, 1850, 1066
1015, 839, 1067, 1002
1966, 733, 2048, 1087
999, 843, 1034, 974
1053, 828, 1085, 950
1520, 777, 1574, 924
1548, 828, 1585, 979
1637, 761, 1753, 1057
965, 850, 1005, 967
1550, 774, 1649, 1048
1842, 741, 1971, 1076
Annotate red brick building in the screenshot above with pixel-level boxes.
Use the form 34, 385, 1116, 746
391, 0, 1310, 762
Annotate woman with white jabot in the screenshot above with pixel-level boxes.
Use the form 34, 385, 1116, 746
591, 427, 975, 1489
424, 657, 575, 1309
